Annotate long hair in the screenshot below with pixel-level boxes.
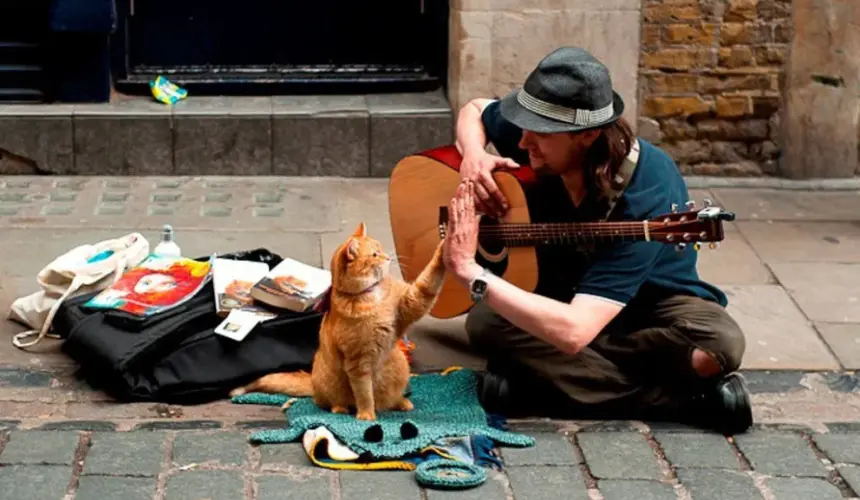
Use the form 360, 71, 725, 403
582, 116, 635, 194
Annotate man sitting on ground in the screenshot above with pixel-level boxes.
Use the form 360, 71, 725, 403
439, 46, 753, 435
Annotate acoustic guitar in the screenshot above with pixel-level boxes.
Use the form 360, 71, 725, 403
388, 145, 736, 319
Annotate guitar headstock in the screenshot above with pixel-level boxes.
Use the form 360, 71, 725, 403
647, 199, 736, 252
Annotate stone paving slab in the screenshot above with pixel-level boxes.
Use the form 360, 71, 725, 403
840, 467, 860, 496
0, 176, 364, 232
82, 431, 166, 476
0, 429, 79, 465
723, 285, 840, 370
0, 464, 74, 499
696, 225, 776, 285
499, 431, 580, 466
652, 432, 740, 469
75, 476, 156, 500
597, 479, 677, 500
577, 431, 663, 480
506, 466, 590, 500
172, 431, 249, 467
257, 475, 333, 500
712, 188, 860, 221
765, 477, 845, 500
733, 432, 829, 477
811, 433, 860, 465
339, 470, 421, 500
737, 220, 860, 264
164, 470, 246, 500
769, 262, 860, 323
815, 323, 860, 370
674, 469, 763, 500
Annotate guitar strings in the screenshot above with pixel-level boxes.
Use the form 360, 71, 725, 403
469, 222, 698, 241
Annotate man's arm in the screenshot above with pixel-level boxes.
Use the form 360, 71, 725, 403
454, 264, 622, 355
455, 98, 495, 156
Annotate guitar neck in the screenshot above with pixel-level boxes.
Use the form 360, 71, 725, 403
480, 221, 651, 246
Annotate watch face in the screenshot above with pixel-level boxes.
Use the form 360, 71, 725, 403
471, 279, 488, 295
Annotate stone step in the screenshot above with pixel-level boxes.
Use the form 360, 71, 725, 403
0, 91, 453, 177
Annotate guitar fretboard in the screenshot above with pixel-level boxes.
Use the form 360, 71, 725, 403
478, 222, 649, 246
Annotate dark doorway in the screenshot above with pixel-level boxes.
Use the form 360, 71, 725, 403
110, 0, 449, 95
0, 2, 50, 102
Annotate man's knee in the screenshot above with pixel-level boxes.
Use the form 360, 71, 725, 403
705, 314, 746, 375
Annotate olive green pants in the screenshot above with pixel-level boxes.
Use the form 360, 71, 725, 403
465, 293, 746, 418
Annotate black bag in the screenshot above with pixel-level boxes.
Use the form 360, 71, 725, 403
51, 248, 322, 404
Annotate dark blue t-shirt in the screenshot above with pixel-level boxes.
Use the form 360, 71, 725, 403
480, 100, 728, 308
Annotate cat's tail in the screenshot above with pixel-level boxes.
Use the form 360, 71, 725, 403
229, 371, 313, 398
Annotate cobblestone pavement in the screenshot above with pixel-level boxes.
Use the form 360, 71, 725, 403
1, 420, 859, 500
1, 176, 860, 499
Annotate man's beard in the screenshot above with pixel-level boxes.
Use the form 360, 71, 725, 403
532, 162, 557, 178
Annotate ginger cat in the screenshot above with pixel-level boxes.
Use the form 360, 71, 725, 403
230, 222, 447, 421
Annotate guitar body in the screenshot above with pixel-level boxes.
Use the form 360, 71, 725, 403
388, 145, 540, 319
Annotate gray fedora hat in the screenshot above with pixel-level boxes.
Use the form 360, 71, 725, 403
499, 47, 625, 134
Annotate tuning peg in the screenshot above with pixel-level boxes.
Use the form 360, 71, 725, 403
671, 203, 679, 213
709, 242, 719, 250
693, 242, 701, 251
685, 200, 696, 209
704, 198, 713, 207
675, 242, 687, 252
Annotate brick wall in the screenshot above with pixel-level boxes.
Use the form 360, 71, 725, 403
638, 0, 792, 176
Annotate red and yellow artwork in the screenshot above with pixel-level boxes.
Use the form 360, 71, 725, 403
85, 254, 212, 316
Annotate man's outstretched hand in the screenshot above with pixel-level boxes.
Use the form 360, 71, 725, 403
443, 180, 483, 285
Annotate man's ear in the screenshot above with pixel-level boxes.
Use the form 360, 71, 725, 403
578, 128, 601, 146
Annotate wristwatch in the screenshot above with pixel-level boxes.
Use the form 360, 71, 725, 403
469, 268, 491, 302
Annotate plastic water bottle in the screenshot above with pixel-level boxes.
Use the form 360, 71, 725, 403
154, 224, 181, 257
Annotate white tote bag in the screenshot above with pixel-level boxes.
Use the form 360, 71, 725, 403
7, 232, 150, 349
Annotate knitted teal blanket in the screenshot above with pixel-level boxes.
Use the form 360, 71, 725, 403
231, 368, 535, 459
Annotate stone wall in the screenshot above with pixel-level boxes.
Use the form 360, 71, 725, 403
637, 0, 792, 176
447, 0, 643, 131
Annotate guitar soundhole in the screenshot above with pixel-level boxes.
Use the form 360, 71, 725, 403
476, 217, 508, 275
477, 217, 505, 254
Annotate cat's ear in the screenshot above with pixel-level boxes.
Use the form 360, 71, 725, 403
352, 222, 367, 238
345, 238, 360, 261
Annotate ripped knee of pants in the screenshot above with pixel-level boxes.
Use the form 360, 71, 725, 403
691, 327, 745, 378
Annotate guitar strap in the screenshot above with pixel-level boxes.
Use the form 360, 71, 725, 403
599, 137, 640, 222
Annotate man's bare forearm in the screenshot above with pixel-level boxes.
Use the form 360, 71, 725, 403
455, 98, 493, 156
456, 264, 587, 354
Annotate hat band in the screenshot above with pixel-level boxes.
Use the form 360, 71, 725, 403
517, 90, 614, 127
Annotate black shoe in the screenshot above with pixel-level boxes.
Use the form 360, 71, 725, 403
476, 371, 511, 414
688, 372, 754, 435
475, 370, 575, 418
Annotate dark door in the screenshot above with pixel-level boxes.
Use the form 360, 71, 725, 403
0, 2, 50, 102
112, 0, 448, 95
